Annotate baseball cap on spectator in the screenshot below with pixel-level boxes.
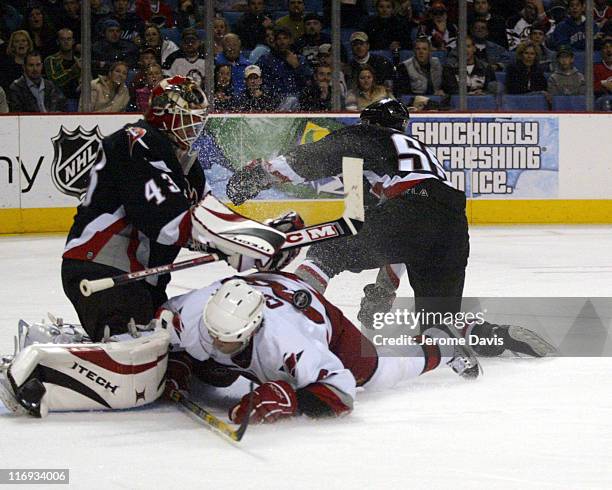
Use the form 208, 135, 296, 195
556, 45, 573, 58
350, 32, 368, 43
318, 43, 331, 55
430, 1, 447, 13
273, 26, 292, 38
182, 28, 199, 41
303, 13, 322, 24
102, 19, 121, 32
530, 18, 550, 34
244, 65, 261, 78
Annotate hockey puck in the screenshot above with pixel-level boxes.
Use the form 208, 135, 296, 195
292, 289, 312, 310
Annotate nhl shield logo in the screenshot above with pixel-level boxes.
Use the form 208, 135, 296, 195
51, 126, 104, 198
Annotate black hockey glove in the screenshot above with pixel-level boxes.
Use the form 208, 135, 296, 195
226, 160, 272, 205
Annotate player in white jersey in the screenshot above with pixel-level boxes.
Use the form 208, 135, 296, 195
159, 272, 480, 424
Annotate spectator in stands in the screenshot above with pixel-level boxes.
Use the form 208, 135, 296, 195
317, 43, 347, 98
417, 1, 458, 51
469, 0, 508, 48
529, 18, 556, 72
249, 25, 274, 64
236, 64, 278, 112
292, 13, 330, 67
442, 35, 497, 95
93, 19, 139, 76
0, 3, 23, 35
257, 26, 311, 110
360, 0, 415, 51
44, 28, 81, 111
507, 1, 548, 51
216, 33, 250, 94
0, 30, 33, 92
84, 60, 130, 112
348, 31, 394, 89
506, 40, 548, 94
8, 51, 66, 112
163, 27, 206, 88
59, 0, 82, 44
346, 64, 393, 111
213, 63, 239, 112
21, 5, 57, 59
464, 19, 510, 71
276, 0, 305, 42
547, 45, 586, 96
394, 36, 445, 97
549, 0, 599, 51
103, 0, 145, 42
136, 0, 174, 28
143, 23, 179, 65
594, 0, 612, 28
134, 62, 163, 112
594, 37, 612, 96
235, 0, 273, 50
213, 17, 230, 56
175, 0, 204, 29
90, 0, 111, 33
299, 63, 335, 111
0, 86, 8, 112
129, 47, 158, 100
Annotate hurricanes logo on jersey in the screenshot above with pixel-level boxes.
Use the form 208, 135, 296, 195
51, 126, 104, 198
279, 351, 304, 378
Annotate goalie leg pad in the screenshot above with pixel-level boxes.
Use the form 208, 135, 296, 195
5, 328, 170, 415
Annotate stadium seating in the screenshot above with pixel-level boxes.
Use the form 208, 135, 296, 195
450, 95, 498, 111
501, 94, 549, 111
551, 96, 586, 111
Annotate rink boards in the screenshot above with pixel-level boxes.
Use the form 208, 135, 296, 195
0, 112, 611, 234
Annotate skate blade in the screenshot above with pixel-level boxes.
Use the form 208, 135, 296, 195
507, 326, 557, 357
0, 372, 27, 415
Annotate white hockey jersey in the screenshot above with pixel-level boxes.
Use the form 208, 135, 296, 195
163, 272, 360, 414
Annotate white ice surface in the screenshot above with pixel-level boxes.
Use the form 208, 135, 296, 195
1, 226, 612, 489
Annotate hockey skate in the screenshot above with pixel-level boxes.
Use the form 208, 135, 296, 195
470, 322, 557, 358
446, 335, 482, 379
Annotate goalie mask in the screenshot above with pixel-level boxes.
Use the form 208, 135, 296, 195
145, 76, 208, 149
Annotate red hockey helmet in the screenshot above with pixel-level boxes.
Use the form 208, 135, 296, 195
145, 76, 208, 149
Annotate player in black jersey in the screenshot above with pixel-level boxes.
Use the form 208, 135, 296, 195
226, 99, 556, 357
62, 76, 291, 341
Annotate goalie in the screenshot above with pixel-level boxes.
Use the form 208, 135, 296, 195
61, 76, 300, 343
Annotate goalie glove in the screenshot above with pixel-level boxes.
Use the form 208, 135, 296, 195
226, 160, 273, 206
229, 380, 298, 424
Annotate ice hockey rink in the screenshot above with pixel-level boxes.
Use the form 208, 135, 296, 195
1, 225, 612, 489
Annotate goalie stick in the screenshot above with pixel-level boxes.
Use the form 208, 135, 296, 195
80, 157, 364, 297
169, 383, 254, 443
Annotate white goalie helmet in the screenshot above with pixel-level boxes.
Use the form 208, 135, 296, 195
203, 279, 265, 343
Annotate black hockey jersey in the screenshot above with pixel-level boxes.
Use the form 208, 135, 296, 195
63, 120, 206, 289
268, 124, 452, 205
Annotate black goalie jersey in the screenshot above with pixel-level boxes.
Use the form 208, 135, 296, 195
263, 124, 453, 206
63, 120, 206, 290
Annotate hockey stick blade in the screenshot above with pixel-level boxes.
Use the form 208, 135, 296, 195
169, 383, 254, 442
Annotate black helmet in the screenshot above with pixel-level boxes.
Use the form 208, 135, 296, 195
360, 98, 410, 132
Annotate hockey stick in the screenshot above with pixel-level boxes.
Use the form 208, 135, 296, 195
169, 383, 254, 443
80, 157, 364, 297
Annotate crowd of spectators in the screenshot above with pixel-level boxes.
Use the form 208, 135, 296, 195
0, 0, 610, 114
